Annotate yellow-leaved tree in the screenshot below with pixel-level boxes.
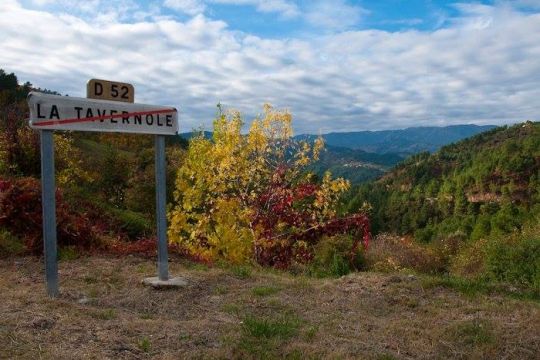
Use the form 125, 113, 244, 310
168, 105, 369, 267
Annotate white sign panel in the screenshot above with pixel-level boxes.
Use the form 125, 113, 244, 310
28, 92, 178, 135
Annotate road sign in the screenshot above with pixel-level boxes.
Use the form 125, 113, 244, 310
29, 82, 181, 297
28, 91, 178, 135
87, 79, 134, 103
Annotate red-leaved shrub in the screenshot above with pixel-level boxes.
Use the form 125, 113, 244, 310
252, 171, 370, 269
0, 177, 96, 253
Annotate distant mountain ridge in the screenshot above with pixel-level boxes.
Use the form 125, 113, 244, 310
180, 125, 497, 155
296, 124, 497, 155
179, 131, 213, 140
180, 124, 498, 184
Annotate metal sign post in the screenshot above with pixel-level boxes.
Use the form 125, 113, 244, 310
155, 135, 169, 281
28, 81, 183, 297
40, 130, 59, 297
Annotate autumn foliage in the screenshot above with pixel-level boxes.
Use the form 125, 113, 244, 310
251, 170, 370, 268
0, 177, 95, 253
168, 105, 370, 268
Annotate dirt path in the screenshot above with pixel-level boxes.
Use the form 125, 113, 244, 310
1, 256, 538, 359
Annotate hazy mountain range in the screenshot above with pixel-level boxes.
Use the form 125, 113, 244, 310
295, 124, 497, 155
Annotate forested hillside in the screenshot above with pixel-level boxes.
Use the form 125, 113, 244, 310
346, 122, 540, 241
308, 145, 403, 184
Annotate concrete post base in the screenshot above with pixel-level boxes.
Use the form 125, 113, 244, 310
142, 276, 188, 289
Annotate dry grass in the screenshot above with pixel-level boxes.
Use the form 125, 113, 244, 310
1, 256, 539, 359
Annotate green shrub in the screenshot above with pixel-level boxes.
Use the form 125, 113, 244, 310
450, 239, 488, 279
471, 215, 491, 241
415, 226, 435, 243
484, 229, 540, 289
310, 235, 364, 277
431, 232, 466, 271
138, 337, 151, 353
328, 253, 352, 277
230, 265, 252, 279
0, 228, 25, 257
451, 221, 540, 292
58, 246, 78, 261
110, 208, 152, 239
365, 234, 445, 274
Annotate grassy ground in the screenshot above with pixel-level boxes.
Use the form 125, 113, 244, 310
1, 256, 538, 359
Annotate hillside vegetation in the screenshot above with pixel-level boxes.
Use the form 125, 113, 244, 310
345, 122, 539, 292
0, 69, 187, 256
346, 122, 539, 240
308, 145, 404, 184
1, 71, 371, 278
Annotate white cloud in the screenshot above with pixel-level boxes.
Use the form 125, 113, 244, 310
30, 0, 104, 13
164, 0, 299, 18
0, 1, 539, 134
253, 0, 299, 18
211, 0, 299, 18
304, 0, 368, 31
30, 0, 55, 5
510, 0, 540, 10
379, 18, 423, 26
163, 0, 206, 15
27, 0, 144, 22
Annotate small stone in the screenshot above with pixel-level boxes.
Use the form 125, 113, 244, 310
78, 296, 90, 304
31, 317, 55, 330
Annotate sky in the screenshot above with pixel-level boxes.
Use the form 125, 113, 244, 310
1, 0, 539, 134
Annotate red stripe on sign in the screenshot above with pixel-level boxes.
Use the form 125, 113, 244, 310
33, 108, 174, 127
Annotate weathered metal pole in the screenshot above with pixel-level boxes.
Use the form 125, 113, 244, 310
155, 135, 169, 280
40, 130, 59, 297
